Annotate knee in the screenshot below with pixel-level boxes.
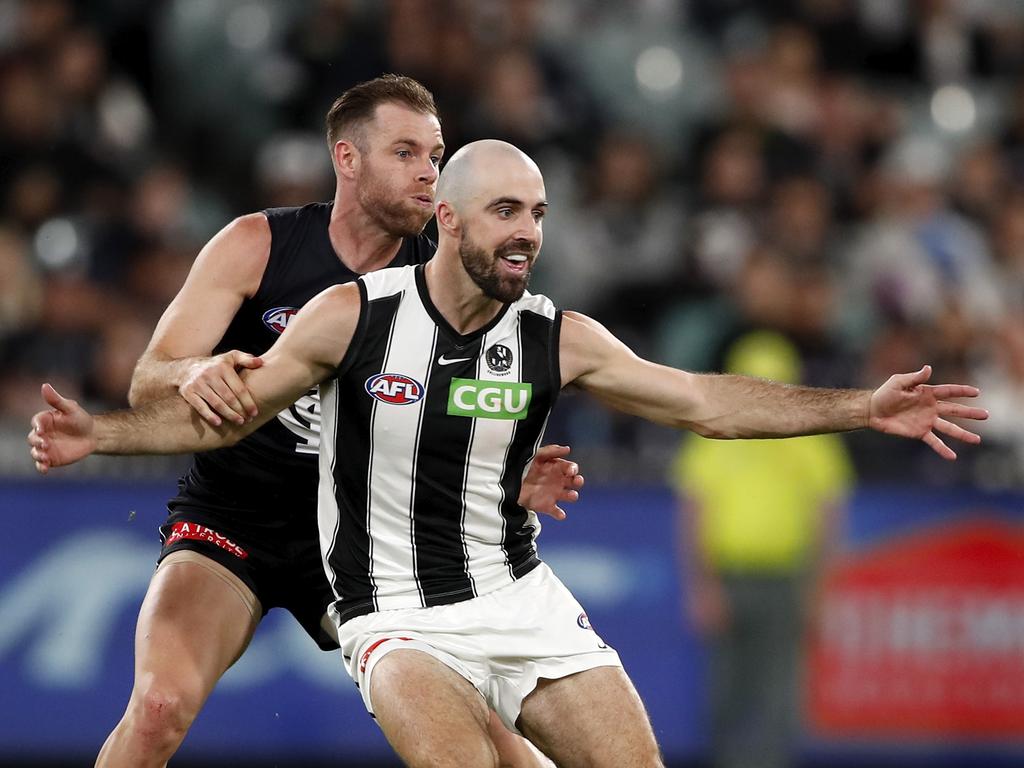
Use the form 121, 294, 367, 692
125, 683, 201, 747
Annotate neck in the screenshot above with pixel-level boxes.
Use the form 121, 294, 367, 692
329, 187, 405, 273
423, 248, 505, 335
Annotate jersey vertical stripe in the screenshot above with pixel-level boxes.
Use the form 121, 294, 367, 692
412, 332, 483, 605
369, 297, 438, 610
317, 377, 342, 593
498, 307, 562, 573
323, 265, 561, 625
459, 317, 531, 586
327, 283, 404, 619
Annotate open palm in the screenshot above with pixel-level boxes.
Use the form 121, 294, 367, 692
868, 366, 988, 460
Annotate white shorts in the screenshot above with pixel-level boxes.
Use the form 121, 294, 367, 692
337, 562, 622, 733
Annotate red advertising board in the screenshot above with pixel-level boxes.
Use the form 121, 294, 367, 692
807, 519, 1024, 738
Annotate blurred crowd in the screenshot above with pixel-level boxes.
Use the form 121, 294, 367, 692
1, 0, 1022, 486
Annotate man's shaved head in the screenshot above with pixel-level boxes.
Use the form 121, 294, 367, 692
437, 140, 542, 211
433, 139, 547, 305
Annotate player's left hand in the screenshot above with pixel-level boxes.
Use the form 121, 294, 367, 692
868, 365, 988, 460
519, 444, 584, 520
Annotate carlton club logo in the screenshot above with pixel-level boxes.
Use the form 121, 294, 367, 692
486, 344, 513, 375
365, 373, 425, 405
262, 306, 299, 334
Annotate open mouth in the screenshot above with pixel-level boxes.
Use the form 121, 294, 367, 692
412, 195, 433, 208
500, 253, 530, 272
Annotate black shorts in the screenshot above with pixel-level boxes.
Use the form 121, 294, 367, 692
157, 505, 338, 651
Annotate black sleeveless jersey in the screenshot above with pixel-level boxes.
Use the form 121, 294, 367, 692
169, 202, 435, 523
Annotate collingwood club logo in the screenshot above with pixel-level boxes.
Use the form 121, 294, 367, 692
485, 344, 513, 375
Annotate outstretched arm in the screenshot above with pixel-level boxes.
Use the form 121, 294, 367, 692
29, 283, 361, 472
560, 312, 987, 459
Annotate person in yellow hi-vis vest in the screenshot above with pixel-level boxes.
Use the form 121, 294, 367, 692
671, 330, 854, 768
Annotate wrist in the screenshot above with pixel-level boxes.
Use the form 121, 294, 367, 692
91, 415, 111, 454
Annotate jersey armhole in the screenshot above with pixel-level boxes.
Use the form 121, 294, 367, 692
334, 279, 369, 379
549, 309, 563, 408
252, 209, 281, 302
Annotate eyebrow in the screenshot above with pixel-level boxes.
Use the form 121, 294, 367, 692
392, 138, 445, 153
486, 197, 548, 209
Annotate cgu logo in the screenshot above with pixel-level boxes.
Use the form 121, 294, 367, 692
365, 373, 425, 405
447, 378, 532, 420
262, 306, 299, 334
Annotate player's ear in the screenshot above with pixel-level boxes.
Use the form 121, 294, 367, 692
334, 140, 359, 180
436, 200, 459, 235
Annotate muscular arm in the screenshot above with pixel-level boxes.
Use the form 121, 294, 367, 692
560, 312, 868, 438
128, 213, 270, 422
560, 311, 986, 456
30, 284, 361, 469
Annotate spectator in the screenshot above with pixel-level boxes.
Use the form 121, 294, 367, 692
671, 330, 854, 768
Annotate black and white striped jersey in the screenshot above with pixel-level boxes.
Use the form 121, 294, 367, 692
319, 264, 562, 624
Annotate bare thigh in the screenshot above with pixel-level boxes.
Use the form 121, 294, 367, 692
369, 648, 498, 768
518, 667, 664, 768
132, 551, 260, 703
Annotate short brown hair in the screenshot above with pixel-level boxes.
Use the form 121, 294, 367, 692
325, 74, 438, 149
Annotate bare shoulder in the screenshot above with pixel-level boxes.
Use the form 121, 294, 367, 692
188, 212, 273, 297
306, 281, 361, 311
290, 282, 362, 335
265, 282, 362, 372
226, 211, 272, 240
560, 310, 632, 386
561, 310, 615, 344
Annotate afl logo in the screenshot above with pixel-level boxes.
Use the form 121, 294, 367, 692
262, 306, 298, 334
577, 612, 592, 630
485, 344, 513, 374
365, 373, 425, 405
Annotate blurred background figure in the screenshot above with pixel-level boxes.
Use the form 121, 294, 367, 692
672, 331, 854, 768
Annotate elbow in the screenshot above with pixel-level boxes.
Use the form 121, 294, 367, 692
127, 358, 154, 407
216, 423, 248, 448
126, 381, 143, 408
221, 430, 244, 448
183, 411, 248, 450
678, 413, 741, 440
688, 424, 735, 440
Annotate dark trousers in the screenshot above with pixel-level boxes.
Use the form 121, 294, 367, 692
710, 572, 806, 768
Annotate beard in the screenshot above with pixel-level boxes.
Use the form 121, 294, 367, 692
356, 164, 432, 238
459, 227, 535, 304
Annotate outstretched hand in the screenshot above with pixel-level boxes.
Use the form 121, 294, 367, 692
27, 384, 97, 473
518, 444, 585, 520
868, 365, 988, 460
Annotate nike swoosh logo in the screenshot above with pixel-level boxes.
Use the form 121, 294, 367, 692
438, 355, 472, 366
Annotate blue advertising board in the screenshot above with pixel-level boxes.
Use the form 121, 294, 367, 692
1, 480, 1022, 765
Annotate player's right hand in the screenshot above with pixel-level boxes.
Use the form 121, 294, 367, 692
28, 384, 96, 473
180, 350, 263, 426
